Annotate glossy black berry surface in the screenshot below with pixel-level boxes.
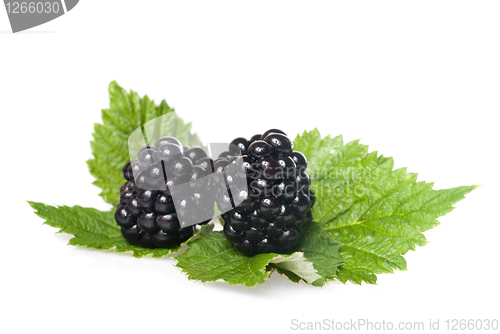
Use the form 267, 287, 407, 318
229, 137, 249, 155
263, 133, 293, 157
217, 129, 315, 256
114, 137, 212, 249
247, 140, 272, 160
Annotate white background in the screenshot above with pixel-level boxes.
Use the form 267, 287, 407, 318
1, 1, 499, 333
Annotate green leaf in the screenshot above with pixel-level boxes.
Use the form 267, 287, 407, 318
271, 265, 303, 283
294, 129, 478, 284
175, 231, 275, 286
87, 81, 201, 206
269, 253, 321, 284
28, 201, 212, 258
175, 221, 343, 286
297, 221, 344, 286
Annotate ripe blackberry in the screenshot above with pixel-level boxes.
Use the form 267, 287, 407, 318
217, 129, 315, 256
115, 137, 214, 249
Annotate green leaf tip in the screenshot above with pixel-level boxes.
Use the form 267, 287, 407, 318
28, 201, 211, 258
294, 129, 478, 285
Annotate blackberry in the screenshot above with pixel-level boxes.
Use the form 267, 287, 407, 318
216, 129, 315, 256
115, 137, 214, 249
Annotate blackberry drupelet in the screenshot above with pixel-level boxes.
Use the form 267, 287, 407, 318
115, 137, 213, 249
216, 129, 315, 256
